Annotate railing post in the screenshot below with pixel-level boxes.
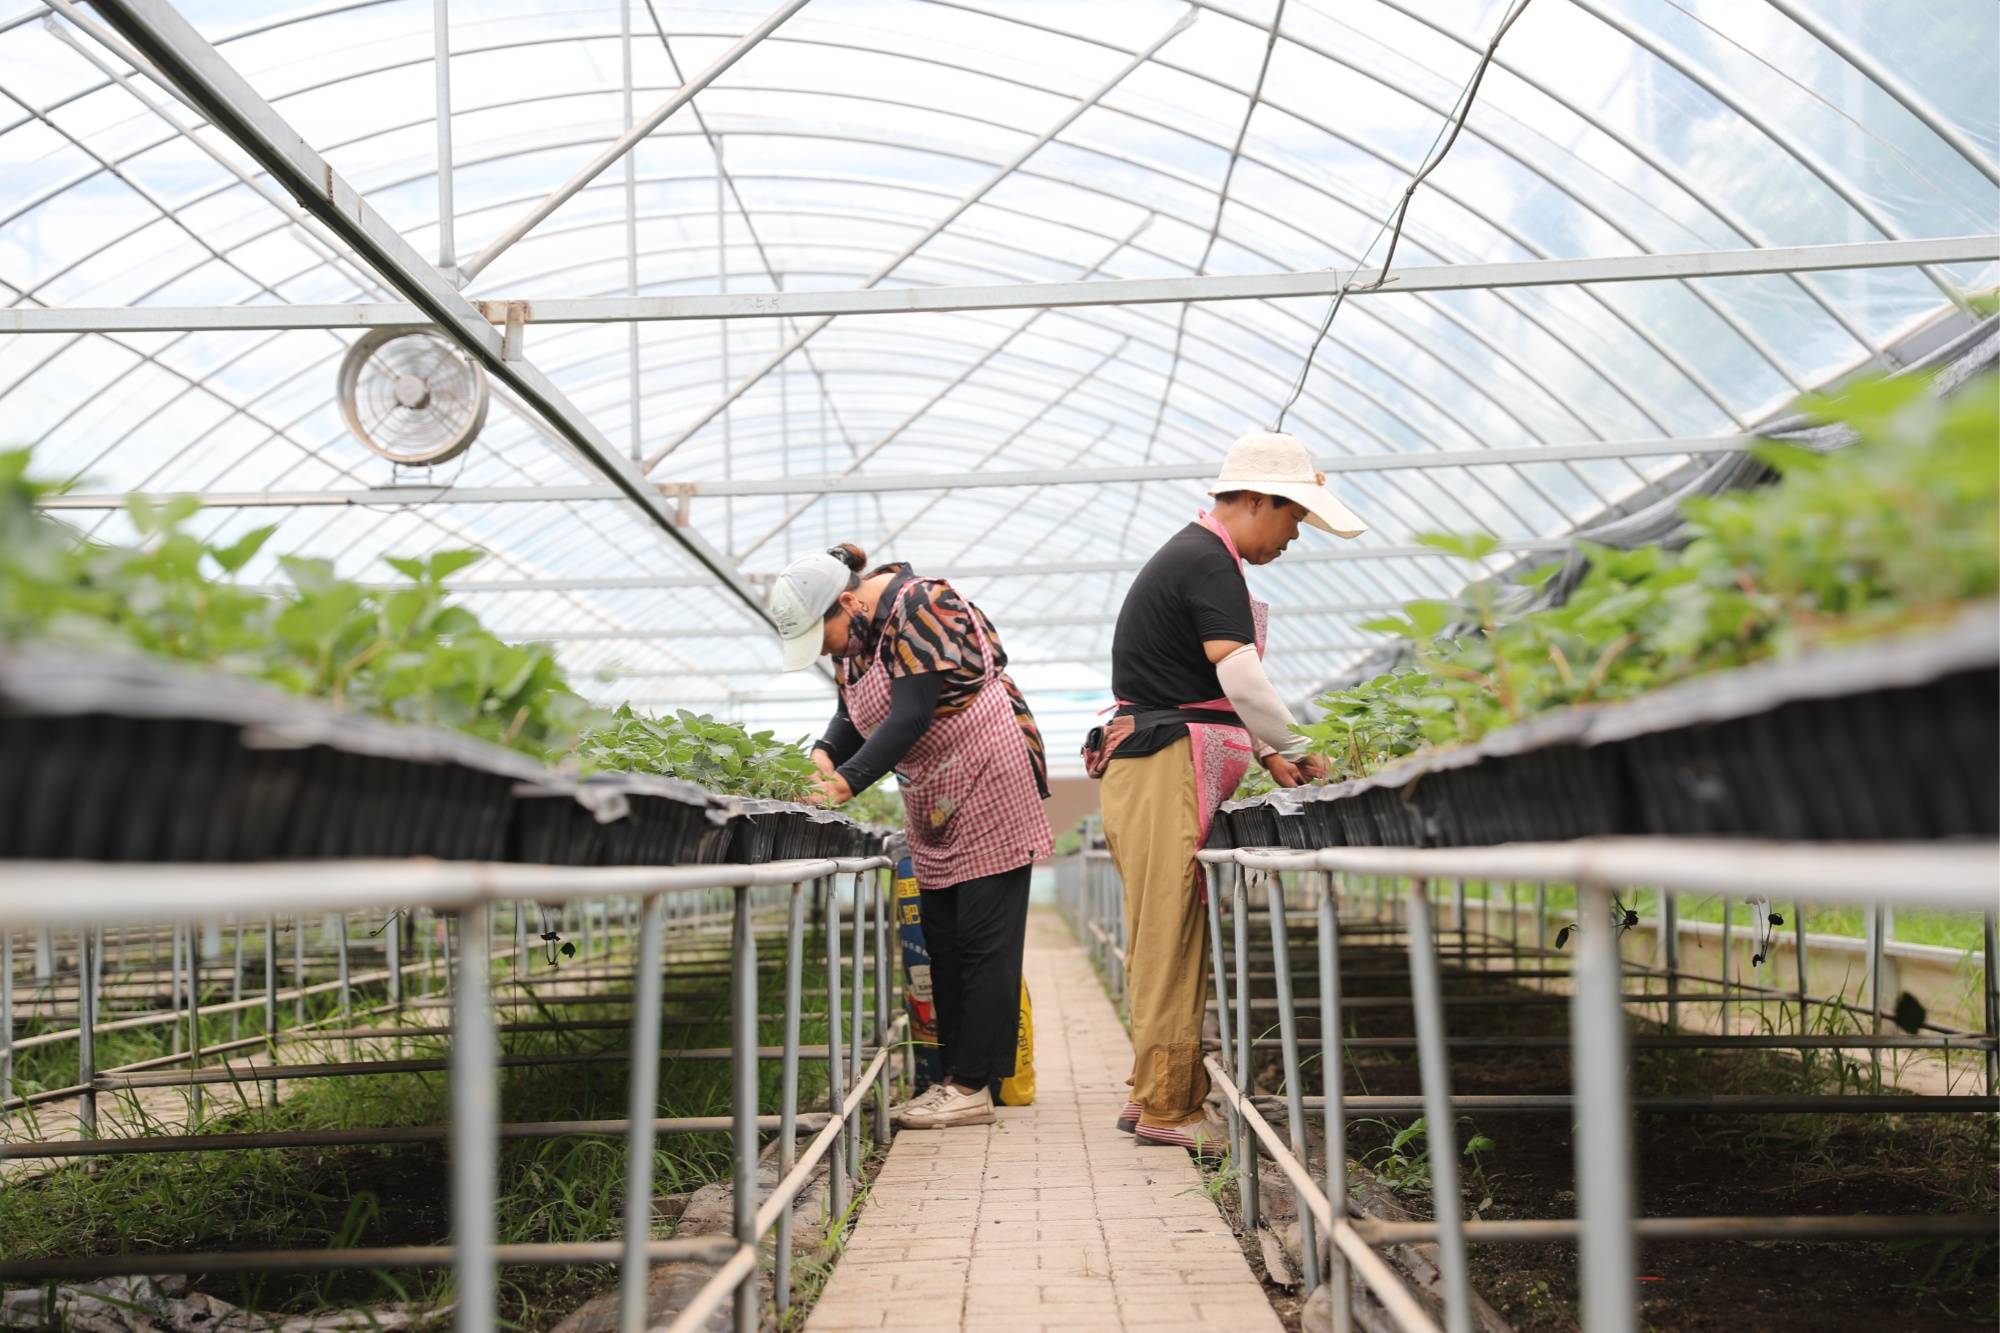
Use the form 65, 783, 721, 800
187, 925, 204, 1126
230, 920, 244, 1042
731, 883, 759, 1333
77, 925, 97, 1138
1203, 863, 1236, 1163
265, 914, 280, 1107
450, 901, 497, 1333
1982, 911, 1997, 1097
1662, 890, 1679, 1033
1572, 881, 1637, 1333
1, 928, 13, 1107
1232, 867, 1259, 1230
1719, 895, 1732, 1030
1793, 906, 1810, 1051
1319, 872, 1352, 1333
336, 911, 352, 1060
619, 893, 666, 1333
872, 866, 893, 1144
775, 880, 808, 1317
1262, 868, 1319, 1296
171, 922, 185, 1055
847, 872, 866, 1183
1867, 903, 1886, 1091
1405, 879, 1470, 1333
825, 874, 850, 1224
296, 915, 307, 1021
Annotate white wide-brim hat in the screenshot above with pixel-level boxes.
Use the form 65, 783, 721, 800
1208, 431, 1366, 538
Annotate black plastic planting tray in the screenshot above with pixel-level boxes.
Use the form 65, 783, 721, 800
1218, 605, 2000, 850
0, 648, 544, 862
511, 773, 723, 866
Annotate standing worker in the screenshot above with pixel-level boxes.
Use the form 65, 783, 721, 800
769, 544, 1052, 1129
1090, 433, 1365, 1152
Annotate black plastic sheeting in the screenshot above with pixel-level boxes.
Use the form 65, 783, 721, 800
0, 648, 876, 865
1218, 605, 2000, 849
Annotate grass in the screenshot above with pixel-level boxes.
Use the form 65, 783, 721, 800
1407, 879, 1989, 954
1, 914, 870, 1330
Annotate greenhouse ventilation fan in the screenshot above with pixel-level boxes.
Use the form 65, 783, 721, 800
337, 328, 490, 467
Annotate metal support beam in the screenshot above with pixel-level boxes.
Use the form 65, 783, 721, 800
6, 236, 1990, 334
455, 0, 810, 283
84, 0, 771, 634
35, 431, 1755, 513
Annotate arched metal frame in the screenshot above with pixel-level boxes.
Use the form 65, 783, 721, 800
1, 0, 1994, 731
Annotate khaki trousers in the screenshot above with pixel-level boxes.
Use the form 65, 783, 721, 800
1101, 737, 1209, 1129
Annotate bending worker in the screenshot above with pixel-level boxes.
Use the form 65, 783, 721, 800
769, 543, 1052, 1130
1099, 432, 1365, 1152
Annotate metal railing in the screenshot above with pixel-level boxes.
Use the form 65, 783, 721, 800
1056, 840, 1999, 1333
0, 855, 903, 1333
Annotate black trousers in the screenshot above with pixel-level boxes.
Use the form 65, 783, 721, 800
919, 863, 1032, 1087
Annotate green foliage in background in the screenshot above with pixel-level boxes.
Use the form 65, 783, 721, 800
1291, 371, 2000, 783
0, 452, 834, 795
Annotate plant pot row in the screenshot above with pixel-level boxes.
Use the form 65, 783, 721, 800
0, 648, 876, 867
1213, 605, 2000, 851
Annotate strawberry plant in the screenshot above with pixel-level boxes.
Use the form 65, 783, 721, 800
1283, 369, 1999, 785
575, 705, 822, 800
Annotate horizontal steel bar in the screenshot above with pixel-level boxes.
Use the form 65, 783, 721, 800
0, 1236, 741, 1282
0, 857, 892, 927
1262, 1094, 1998, 1114
34, 435, 1756, 510
1352, 1215, 2000, 1245
1205, 842, 2000, 910
0, 1113, 833, 1160
6, 236, 1990, 333
1257, 1034, 1997, 1051
100, 1043, 889, 1088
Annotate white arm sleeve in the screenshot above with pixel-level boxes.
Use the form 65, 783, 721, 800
1215, 644, 1308, 757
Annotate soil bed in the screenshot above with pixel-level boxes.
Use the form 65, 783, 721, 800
1222, 933, 1997, 1331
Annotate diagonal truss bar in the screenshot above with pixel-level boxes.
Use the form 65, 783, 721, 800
82, 0, 771, 633
455, 0, 811, 284
10, 235, 1990, 336
637, 6, 1198, 472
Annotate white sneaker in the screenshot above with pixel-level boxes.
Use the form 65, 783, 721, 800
890, 1082, 953, 1124
897, 1082, 996, 1130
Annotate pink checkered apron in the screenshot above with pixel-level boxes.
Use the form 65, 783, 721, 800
842, 578, 1053, 890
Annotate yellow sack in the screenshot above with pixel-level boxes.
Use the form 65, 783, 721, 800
998, 980, 1035, 1106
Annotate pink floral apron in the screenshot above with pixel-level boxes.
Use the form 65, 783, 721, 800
842, 577, 1054, 890
1115, 511, 1270, 855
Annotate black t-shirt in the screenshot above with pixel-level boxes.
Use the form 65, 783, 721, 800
1109, 522, 1256, 758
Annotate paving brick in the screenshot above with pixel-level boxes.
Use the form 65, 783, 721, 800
807, 909, 1277, 1333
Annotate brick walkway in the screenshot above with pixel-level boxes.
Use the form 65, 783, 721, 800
806, 907, 1280, 1332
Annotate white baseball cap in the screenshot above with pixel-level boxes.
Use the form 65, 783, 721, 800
768, 550, 854, 672
1209, 432, 1366, 538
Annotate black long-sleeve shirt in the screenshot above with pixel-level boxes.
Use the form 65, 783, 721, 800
813, 672, 942, 794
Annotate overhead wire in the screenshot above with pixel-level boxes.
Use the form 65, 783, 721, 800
1274, 0, 1535, 432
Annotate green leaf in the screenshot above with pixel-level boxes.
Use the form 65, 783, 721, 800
1415, 531, 1501, 562
428, 549, 483, 583
209, 524, 276, 575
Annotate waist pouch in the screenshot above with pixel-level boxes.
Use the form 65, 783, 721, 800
1082, 706, 1246, 779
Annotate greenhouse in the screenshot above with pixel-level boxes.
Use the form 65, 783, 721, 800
0, 0, 1996, 1330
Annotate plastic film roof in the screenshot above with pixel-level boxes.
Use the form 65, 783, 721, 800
2, 0, 1995, 764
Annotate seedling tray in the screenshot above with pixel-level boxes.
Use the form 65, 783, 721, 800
0, 648, 542, 863
1222, 605, 1999, 849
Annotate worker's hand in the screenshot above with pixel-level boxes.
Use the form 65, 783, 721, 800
806, 773, 853, 807
1296, 752, 1329, 782
1260, 752, 1304, 788
810, 746, 837, 778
